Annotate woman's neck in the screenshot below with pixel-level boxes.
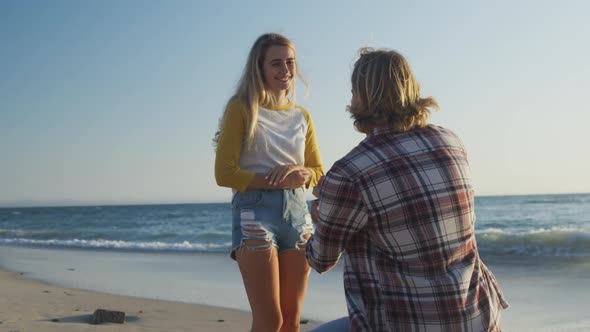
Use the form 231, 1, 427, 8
269, 91, 288, 107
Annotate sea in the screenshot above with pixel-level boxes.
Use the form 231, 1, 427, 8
1, 193, 589, 330
1, 193, 589, 261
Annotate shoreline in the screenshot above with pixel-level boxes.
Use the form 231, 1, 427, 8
2, 244, 590, 331
0, 245, 349, 323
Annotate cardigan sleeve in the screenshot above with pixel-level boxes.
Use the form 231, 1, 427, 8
214, 100, 256, 192
299, 107, 324, 188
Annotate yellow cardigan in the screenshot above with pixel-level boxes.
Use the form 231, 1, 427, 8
215, 99, 324, 192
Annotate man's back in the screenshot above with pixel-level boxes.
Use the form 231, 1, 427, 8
307, 124, 508, 331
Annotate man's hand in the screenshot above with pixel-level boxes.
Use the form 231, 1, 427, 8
310, 199, 320, 224
312, 176, 325, 198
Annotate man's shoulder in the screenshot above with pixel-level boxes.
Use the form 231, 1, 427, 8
330, 140, 376, 177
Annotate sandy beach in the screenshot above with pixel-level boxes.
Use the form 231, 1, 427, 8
1, 267, 257, 332
0, 245, 330, 332
0, 269, 248, 331
1, 245, 589, 332
0, 268, 323, 332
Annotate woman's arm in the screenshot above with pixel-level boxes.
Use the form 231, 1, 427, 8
301, 108, 324, 188
214, 101, 255, 192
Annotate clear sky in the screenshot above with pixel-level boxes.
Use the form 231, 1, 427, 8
1, 0, 589, 207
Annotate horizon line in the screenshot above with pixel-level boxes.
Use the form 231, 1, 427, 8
1, 191, 589, 209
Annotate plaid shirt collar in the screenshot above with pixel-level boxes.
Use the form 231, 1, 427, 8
368, 126, 401, 137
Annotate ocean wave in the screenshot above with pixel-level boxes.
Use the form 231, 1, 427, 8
0, 238, 232, 252
0, 228, 64, 237
476, 227, 590, 257
522, 196, 590, 205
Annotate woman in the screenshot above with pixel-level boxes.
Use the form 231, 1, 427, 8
306, 48, 508, 331
214, 33, 324, 332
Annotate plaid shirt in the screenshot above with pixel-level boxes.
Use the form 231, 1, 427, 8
306, 125, 508, 332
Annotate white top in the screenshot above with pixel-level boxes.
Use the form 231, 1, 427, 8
239, 105, 308, 174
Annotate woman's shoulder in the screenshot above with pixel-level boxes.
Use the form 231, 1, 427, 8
293, 104, 312, 121
294, 103, 308, 112
226, 98, 248, 115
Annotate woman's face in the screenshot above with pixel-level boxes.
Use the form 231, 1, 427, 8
262, 45, 296, 97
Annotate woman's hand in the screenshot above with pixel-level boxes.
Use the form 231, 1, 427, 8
266, 164, 310, 188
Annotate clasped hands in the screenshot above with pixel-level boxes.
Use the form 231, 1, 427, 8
265, 166, 323, 224
265, 164, 311, 189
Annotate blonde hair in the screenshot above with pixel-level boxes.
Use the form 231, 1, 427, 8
213, 33, 305, 150
348, 48, 439, 134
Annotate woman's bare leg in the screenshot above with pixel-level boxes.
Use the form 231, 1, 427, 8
236, 240, 282, 332
278, 249, 311, 332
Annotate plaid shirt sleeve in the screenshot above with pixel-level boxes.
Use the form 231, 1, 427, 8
306, 166, 367, 273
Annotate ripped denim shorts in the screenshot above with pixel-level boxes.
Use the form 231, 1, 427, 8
230, 187, 314, 260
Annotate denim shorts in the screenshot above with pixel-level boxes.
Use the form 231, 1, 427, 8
230, 188, 314, 260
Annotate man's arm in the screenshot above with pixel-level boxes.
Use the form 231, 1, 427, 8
305, 169, 368, 273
